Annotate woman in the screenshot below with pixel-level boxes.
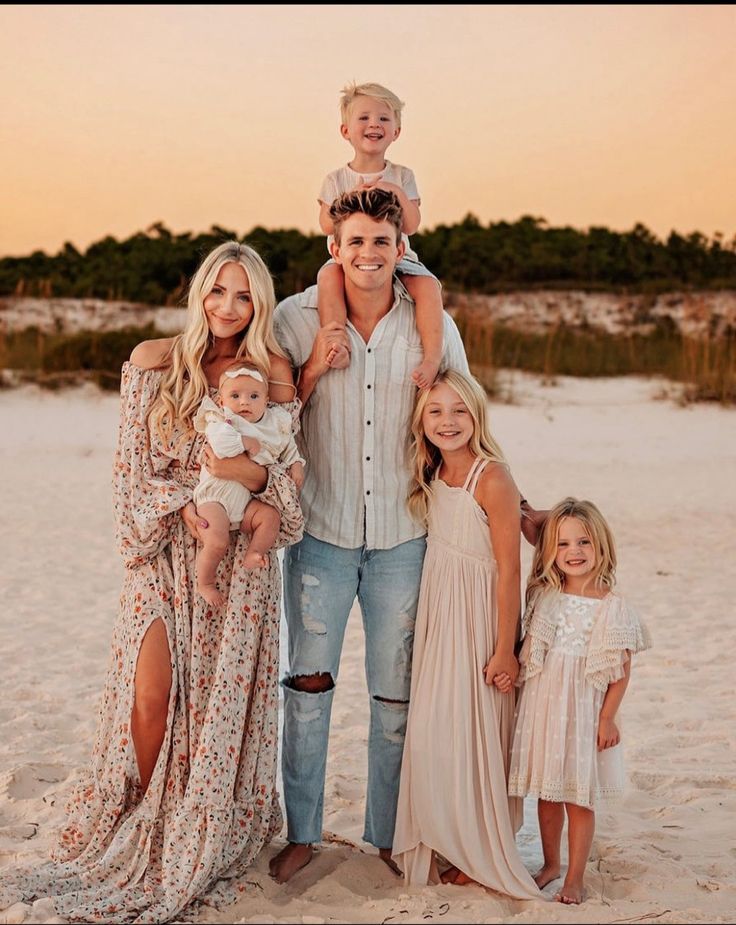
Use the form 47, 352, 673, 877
0, 242, 303, 922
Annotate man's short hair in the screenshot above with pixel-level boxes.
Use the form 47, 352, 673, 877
340, 81, 405, 127
329, 188, 403, 245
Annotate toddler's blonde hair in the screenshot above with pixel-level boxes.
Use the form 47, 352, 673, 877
340, 81, 405, 127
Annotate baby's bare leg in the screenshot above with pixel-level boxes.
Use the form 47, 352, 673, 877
401, 274, 444, 389
241, 498, 281, 569
317, 263, 351, 369
196, 502, 231, 606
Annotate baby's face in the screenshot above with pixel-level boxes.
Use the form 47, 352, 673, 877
219, 374, 269, 422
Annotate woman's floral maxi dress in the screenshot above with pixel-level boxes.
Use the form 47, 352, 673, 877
0, 362, 304, 923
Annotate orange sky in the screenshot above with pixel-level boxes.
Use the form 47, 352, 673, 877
1, 4, 735, 257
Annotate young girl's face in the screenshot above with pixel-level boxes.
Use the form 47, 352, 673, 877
219, 374, 268, 422
422, 382, 474, 453
341, 96, 400, 158
203, 262, 254, 340
555, 517, 596, 581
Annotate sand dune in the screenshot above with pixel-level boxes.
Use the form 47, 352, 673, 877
1, 373, 735, 924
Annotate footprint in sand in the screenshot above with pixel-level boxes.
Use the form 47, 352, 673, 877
1, 764, 69, 802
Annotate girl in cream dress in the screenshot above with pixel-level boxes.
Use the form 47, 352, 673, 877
508, 498, 651, 904
392, 370, 541, 901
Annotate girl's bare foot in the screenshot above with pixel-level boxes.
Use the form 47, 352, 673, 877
533, 863, 561, 889
554, 880, 584, 904
440, 865, 476, 885
243, 549, 269, 570
411, 358, 441, 390
198, 583, 225, 607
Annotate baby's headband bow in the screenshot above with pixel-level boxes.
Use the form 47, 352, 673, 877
223, 367, 265, 383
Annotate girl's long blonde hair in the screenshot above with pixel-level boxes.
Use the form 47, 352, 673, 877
407, 369, 507, 525
148, 241, 286, 445
526, 497, 617, 610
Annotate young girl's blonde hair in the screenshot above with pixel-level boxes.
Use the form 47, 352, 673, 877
148, 241, 285, 445
526, 497, 617, 610
407, 369, 506, 525
340, 81, 405, 127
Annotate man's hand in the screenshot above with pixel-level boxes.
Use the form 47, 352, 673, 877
521, 500, 548, 547
288, 461, 305, 490
181, 501, 208, 542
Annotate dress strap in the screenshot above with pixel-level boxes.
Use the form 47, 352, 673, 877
466, 457, 490, 496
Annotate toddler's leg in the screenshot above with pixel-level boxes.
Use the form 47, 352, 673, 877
241, 498, 281, 569
195, 502, 232, 607
317, 263, 351, 369
401, 274, 444, 389
534, 799, 564, 889
555, 803, 595, 904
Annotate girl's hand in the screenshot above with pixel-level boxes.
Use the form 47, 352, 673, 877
483, 651, 519, 690
597, 716, 621, 751
492, 672, 513, 694
181, 501, 208, 542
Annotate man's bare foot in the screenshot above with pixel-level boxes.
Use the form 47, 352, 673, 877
198, 583, 225, 607
268, 842, 313, 883
243, 550, 269, 570
378, 847, 402, 877
327, 344, 351, 369
554, 880, 584, 904
411, 358, 441, 390
533, 863, 561, 889
440, 865, 476, 885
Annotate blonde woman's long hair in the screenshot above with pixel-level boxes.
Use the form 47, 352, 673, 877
407, 369, 507, 525
148, 241, 285, 446
526, 497, 617, 612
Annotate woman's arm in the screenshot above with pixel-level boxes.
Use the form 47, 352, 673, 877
268, 353, 298, 403
129, 337, 176, 369
476, 464, 522, 689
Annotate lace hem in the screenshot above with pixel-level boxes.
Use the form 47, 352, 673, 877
508, 773, 623, 809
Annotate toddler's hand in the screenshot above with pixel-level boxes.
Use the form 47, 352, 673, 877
597, 716, 621, 751
492, 672, 513, 694
242, 435, 261, 456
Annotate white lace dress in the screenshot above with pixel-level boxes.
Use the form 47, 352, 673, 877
508, 591, 651, 808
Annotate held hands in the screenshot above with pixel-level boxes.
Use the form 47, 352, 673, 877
309, 322, 351, 376
597, 716, 621, 751
483, 650, 519, 694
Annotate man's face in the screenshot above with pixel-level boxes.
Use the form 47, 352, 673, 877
330, 213, 405, 293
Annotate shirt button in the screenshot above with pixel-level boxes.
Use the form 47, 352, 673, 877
367, 348, 372, 353
367, 384, 371, 389
366, 456, 371, 461
367, 420, 371, 425
366, 490, 371, 495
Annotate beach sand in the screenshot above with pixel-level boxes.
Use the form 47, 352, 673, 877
1, 372, 734, 924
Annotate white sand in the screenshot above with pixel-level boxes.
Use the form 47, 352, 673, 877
1, 373, 735, 924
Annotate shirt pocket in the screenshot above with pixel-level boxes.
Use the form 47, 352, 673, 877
389, 335, 424, 385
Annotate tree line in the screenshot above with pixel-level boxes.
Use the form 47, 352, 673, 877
1, 216, 734, 305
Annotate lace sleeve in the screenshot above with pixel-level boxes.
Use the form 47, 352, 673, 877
585, 594, 652, 691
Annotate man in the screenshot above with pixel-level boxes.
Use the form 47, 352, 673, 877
268, 188, 470, 883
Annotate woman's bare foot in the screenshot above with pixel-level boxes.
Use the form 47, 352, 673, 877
533, 863, 561, 889
554, 879, 584, 904
378, 848, 402, 877
269, 842, 313, 883
198, 583, 225, 607
243, 549, 269, 570
411, 358, 441, 390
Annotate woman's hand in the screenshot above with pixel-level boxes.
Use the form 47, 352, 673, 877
181, 501, 208, 542
483, 650, 519, 692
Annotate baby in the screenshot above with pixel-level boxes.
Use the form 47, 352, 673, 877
193, 361, 305, 606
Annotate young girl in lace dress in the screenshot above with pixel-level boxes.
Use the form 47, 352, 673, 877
508, 498, 651, 905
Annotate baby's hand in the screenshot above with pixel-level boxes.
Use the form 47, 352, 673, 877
289, 461, 305, 491
242, 435, 261, 457
597, 716, 621, 751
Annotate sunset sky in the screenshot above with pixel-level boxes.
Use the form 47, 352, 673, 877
1, 4, 735, 257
